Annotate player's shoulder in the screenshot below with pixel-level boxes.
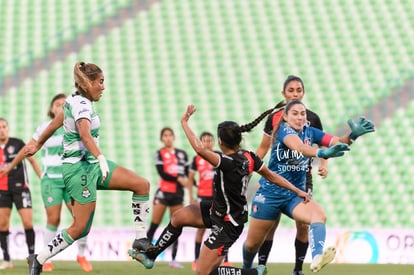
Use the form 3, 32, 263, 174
67, 92, 91, 106
36, 120, 52, 131
8, 137, 25, 145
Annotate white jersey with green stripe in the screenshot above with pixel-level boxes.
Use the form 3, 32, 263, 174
62, 93, 100, 164
33, 121, 64, 178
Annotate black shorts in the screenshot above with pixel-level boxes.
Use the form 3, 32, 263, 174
198, 195, 213, 202
200, 199, 213, 228
0, 189, 32, 209
153, 188, 184, 207
203, 212, 244, 256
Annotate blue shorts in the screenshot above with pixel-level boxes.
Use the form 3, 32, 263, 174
250, 185, 304, 220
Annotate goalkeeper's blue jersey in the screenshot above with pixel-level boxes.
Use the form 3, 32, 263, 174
259, 122, 331, 196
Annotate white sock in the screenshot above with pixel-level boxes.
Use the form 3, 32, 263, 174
77, 236, 88, 257
37, 231, 73, 264
132, 198, 150, 239
43, 226, 58, 263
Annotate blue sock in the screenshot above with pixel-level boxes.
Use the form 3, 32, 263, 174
309, 222, 326, 258
242, 243, 257, 269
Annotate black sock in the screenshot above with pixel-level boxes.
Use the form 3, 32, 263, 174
171, 240, 178, 260
147, 222, 159, 241
294, 239, 308, 271
210, 266, 258, 275
0, 231, 10, 261
224, 253, 229, 262
25, 228, 36, 255
195, 242, 201, 261
154, 222, 182, 258
258, 239, 273, 265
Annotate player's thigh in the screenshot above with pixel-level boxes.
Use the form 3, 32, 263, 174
172, 203, 204, 227
291, 200, 326, 224
265, 213, 281, 240
245, 217, 276, 251
169, 204, 183, 216
105, 163, 149, 194
0, 207, 12, 229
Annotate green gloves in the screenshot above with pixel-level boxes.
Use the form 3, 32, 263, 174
317, 143, 350, 159
348, 117, 375, 141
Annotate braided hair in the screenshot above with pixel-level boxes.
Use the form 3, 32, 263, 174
217, 103, 283, 150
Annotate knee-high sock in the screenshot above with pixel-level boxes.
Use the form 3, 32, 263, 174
294, 238, 308, 271
210, 266, 258, 275
258, 239, 273, 265
77, 236, 88, 256
171, 240, 178, 261
132, 194, 150, 240
0, 231, 10, 261
37, 229, 74, 264
242, 243, 257, 269
44, 225, 58, 246
154, 222, 182, 258
25, 228, 35, 255
43, 225, 58, 263
224, 253, 229, 262
147, 222, 159, 241
194, 241, 201, 261
309, 222, 326, 258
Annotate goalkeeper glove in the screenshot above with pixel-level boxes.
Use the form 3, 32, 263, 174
348, 116, 375, 142
317, 143, 350, 159
97, 155, 109, 182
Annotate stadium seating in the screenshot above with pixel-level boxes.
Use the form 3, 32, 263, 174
1, 0, 413, 229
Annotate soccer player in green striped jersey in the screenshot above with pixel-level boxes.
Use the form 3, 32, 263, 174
3, 93, 93, 272
23, 62, 155, 275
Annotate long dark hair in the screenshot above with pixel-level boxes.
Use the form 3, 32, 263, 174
217, 103, 282, 150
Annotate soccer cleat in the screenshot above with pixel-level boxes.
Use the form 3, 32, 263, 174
192, 260, 197, 271
291, 270, 305, 275
0, 260, 13, 269
168, 260, 184, 269
27, 254, 43, 275
77, 256, 93, 272
256, 264, 267, 275
310, 246, 336, 272
132, 238, 158, 257
42, 262, 54, 272
128, 249, 154, 269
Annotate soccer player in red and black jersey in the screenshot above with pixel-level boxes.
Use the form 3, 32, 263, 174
147, 127, 189, 268
188, 132, 231, 270
255, 75, 327, 275
130, 105, 309, 275
0, 118, 41, 269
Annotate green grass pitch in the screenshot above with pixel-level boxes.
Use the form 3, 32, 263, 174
6, 260, 413, 274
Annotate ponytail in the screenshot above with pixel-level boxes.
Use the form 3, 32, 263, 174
218, 102, 284, 150
239, 102, 284, 133
73, 61, 102, 94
